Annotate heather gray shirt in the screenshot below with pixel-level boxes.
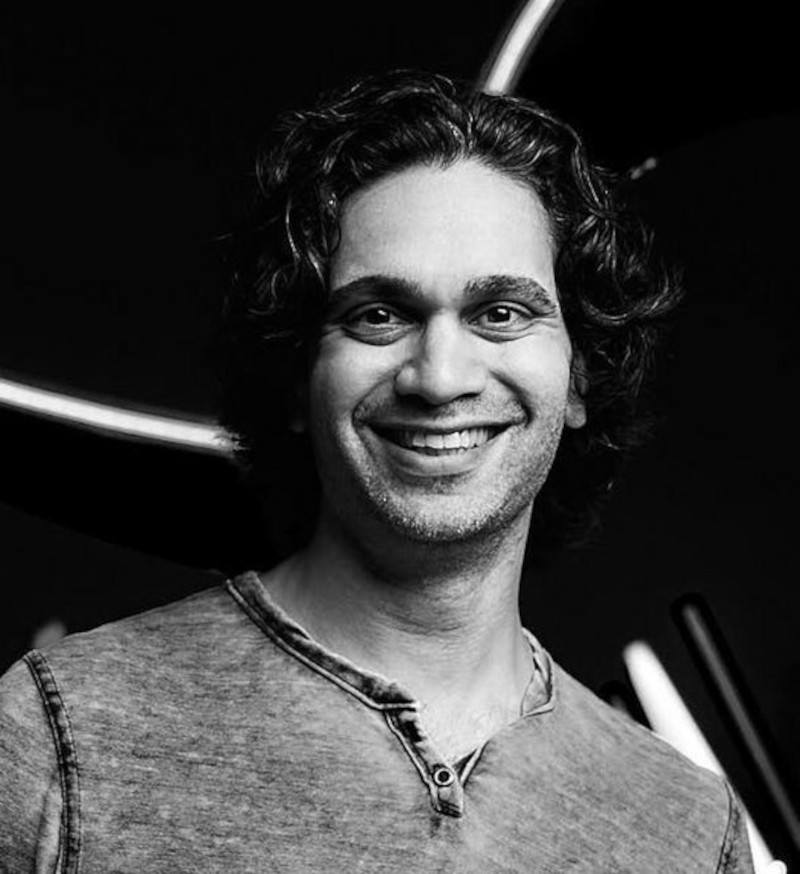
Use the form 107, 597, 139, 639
0, 571, 754, 872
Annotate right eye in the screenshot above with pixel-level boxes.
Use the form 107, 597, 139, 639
342, 304, 412, 342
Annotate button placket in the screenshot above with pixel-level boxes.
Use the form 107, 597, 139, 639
385, 710, 466, 817
429, 762, 463, 815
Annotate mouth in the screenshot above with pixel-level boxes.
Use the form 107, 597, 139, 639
370, 425, 505, 455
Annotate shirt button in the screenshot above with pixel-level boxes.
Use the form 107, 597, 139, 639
431, 765, 455, 787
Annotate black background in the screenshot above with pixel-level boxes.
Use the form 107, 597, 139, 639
1, 2, 798, 863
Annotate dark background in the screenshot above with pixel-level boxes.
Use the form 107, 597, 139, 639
1, 2, 798, 863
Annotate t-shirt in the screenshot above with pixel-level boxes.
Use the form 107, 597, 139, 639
0, 571, 754, 872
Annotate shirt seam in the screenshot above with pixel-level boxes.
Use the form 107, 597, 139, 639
715, 778, 738, 873
23, 649, 82, 874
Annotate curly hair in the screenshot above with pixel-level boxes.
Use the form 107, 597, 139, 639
216, 69, 683, 567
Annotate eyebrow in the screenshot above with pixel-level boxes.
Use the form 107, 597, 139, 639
464, 275, 558, 310
328, 274, 558, 310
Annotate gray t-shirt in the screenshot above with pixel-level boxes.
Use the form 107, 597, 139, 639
0, 571, 754, 872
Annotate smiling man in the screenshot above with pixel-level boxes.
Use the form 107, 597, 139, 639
263, 158, 585, 766
0, 71, 754, 871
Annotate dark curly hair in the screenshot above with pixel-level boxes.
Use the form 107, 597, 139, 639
216, 69, 683, 567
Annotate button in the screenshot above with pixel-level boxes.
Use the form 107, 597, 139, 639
431, 765, 455, 787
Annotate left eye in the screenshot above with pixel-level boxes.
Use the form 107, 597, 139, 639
473, 304, 534, 330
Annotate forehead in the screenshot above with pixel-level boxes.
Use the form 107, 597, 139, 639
329, 160, 555, 294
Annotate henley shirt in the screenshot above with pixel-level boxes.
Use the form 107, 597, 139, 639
0, 570, 754, 872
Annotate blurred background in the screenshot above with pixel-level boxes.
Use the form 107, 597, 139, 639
1, 2, 798, 864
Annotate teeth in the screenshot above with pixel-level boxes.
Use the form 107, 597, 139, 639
399, 427, 492, 451
443, 432, 461, 449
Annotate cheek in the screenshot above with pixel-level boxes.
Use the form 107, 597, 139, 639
309, 341, 396, 423
494, 338, 573, 407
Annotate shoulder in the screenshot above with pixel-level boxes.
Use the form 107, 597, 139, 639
5, 578, 276, 722
552, 662, 722, 796
0, 583, 244, 868
38, 581, 246, 675
532, 659, 753, 870
550, 661, 728, 804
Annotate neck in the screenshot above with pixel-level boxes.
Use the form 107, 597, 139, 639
261, 506, 535, 749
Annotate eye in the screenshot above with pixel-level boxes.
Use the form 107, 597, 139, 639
342, 304, 412, 342
472, 303, 536, 335
357, 306, 396, 325
482, 305, 517, 324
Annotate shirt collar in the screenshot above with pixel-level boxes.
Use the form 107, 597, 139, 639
226, 569, 555, 717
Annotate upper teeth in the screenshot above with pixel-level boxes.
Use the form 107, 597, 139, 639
405, 428, 491, 450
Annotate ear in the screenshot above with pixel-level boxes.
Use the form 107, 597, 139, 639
565, 349, 588, 430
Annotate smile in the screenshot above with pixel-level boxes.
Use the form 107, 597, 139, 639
373, 426, 502, 455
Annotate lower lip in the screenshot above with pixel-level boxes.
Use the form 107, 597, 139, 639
366, 429, 505, 477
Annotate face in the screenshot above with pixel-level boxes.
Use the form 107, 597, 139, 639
306, 159, 586, 544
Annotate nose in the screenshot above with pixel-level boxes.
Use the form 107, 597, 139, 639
394, 314, 487, 405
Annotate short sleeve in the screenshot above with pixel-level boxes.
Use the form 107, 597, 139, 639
0, 656, 64, 873
718, 780, 756, 874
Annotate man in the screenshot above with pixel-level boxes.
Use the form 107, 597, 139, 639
1, 71, 754, 871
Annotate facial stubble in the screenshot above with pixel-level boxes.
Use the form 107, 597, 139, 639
322, 409, 568, 547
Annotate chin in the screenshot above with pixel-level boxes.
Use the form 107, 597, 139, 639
385, 515, 488, 544
365, 490, 528, 545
